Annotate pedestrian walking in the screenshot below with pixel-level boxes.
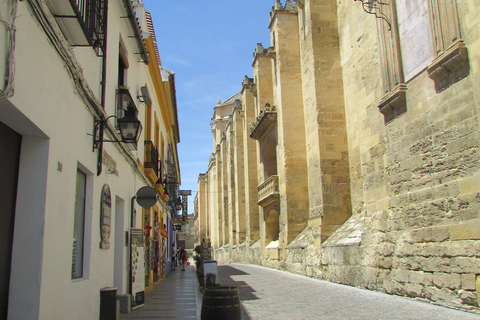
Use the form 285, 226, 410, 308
179, 246, 186, 271
171, 244, 176, 271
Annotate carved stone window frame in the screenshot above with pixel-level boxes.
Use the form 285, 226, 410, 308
373, 0, 469, 123
376, 0, 407, 123
426, 0, 469, 92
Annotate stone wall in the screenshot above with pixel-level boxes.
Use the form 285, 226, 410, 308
204, 0, 480, 312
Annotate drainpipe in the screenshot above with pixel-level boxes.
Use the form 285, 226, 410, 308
100, 0, 109, 108
128, 195, 136, 297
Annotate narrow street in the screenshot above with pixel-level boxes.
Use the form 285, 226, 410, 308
123, 262, 480, 320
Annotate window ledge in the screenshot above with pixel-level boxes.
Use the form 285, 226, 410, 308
378, 84, 407, 123
427, 40, 469, 92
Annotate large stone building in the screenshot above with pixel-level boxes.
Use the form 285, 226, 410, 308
0, 0, 181, 318
195, 0, 480, 311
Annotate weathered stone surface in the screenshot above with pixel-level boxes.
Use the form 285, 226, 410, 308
405, 226, 450, 243
459, 290, 478, 306
449, 222, 480, 241
433, 272, 461, 290
461, 273, 477, 291
197, 0, 480, 313
476, 276, 480, 306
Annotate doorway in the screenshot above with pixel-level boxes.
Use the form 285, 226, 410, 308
0, 122, 21, 320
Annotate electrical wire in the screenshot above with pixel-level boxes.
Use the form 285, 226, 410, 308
21, 0, 150, 185
0, 0, 18, 100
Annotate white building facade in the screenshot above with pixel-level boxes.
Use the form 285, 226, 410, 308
0, 0, 180, 319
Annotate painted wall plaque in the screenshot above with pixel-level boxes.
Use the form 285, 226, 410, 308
100, 184, 111, 249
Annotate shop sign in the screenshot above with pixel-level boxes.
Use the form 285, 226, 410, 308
174, 217, 183, 224
131, 229, 145, 308
100, 184, 111, 249
204, 260, 219, 285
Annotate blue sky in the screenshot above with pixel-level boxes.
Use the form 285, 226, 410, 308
143, 1, 275, 214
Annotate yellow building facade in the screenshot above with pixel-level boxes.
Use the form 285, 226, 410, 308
141, 11, 181, 293
196, 0, 480, 311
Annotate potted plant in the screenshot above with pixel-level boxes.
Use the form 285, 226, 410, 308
193, 245, 204, 286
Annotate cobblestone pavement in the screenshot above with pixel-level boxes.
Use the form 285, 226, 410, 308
217, 263, 480, 320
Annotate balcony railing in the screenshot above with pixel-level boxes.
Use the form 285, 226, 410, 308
47, 0, 107, 56
257, 175, 279, 207
80, 0, 108, 56
144, 141, 159, 178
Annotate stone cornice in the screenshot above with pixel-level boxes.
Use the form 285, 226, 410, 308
250, 110, 277, 140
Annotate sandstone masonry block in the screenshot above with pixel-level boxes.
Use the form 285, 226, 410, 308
461, 273, 477, 291
460, 171, 480, 195
477, 275, 480, 306
449, 222, 480, 241
375, 242, 395, 257
459, 289, 478, 306
409, 271, 433, 286
404, 283, 423, 298
452, 257, 480, 273
392, 269, 409, 283
406, 226, 450, 243
433, 272, 461, 290
376, 256, 392, 269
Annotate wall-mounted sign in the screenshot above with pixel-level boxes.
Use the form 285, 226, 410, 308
100, 184, 111, 249
178, 190, 192, 196
173, 217, 183, 224
130, 229, 145, 308
136, 186, 157, 208
204, 260, 219, 286
182, 196, 188, 217
103, 151, 118, 175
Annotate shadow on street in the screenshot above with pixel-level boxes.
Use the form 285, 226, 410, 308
217, 265, 259, 319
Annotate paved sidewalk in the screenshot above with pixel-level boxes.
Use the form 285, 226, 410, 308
217, 263, 480, 320
120, 263, 200, 320
120, 263, 480, 320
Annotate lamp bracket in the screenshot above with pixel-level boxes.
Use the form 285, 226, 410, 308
354, 0, 391, 30
93, 116, 121, 151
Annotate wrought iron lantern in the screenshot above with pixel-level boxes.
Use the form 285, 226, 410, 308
117, 102, 142, 144
93, 102, 143, 175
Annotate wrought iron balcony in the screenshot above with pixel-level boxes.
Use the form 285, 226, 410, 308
144, 141, 159, 178
46, 0, 107, 56
257, 175, 279, 207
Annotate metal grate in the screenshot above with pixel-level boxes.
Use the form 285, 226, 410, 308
71, 0, 108, 56
144, 141, 159, 178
